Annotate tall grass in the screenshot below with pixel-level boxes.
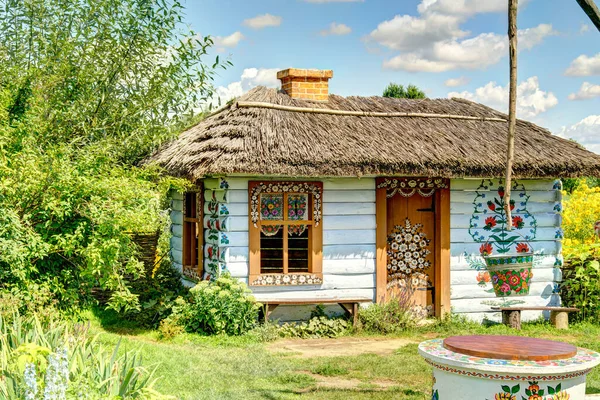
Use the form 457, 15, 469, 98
0, 314, 168, 399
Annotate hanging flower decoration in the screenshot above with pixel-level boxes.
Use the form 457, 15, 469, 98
387, 218, 431, 284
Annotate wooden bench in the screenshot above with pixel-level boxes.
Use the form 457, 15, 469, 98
259, 298, 372, 326
491, 306, 580, 330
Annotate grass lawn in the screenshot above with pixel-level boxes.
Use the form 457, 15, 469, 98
90, 314, 600, 399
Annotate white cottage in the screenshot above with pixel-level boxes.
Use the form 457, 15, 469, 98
150, 68, 600, 322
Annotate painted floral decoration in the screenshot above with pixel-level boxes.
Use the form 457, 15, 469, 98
386, 218, 431, 284
484, 382, 569, 400
250, 181, 322, 227
516, 243, 530, 253
480, 243, 494, 256
490, 268, 533, 296
469, 180, 537, 254
477, 271, 491, 286
261, 194, 283, 220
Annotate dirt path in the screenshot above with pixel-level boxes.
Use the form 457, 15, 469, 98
268, 336, 415, 358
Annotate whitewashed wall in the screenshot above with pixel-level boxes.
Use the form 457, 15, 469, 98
449, 178, 562, 322
169, 177, 563, 321
219, 178, 376, 320
168, 190, 189, 284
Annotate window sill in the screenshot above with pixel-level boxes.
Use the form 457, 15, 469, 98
249, 273, 323, 286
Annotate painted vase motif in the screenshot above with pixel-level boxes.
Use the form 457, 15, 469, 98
483, 252, 534, 297
471, 181, 536, 298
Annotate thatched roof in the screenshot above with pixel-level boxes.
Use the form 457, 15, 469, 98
149, 86, 600, 179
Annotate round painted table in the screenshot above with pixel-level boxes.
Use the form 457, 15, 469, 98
418, 335, 600, 400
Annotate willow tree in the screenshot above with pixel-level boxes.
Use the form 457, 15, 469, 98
0, 0, 229, 312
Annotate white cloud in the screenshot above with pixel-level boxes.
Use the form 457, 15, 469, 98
383, 24, 555, 73
304, 0, 363, 2
417, 0, 529, 16
568, 82, 600, 100
320, 22, 352, 36
565, 53, 600, 76
242, 14, 282, 29
368, 0, 552, 73
448, 76, 558, 118
211, 68, 280, 107
580, 23, 590, 34
214, 31, 244, 49
366, 13, 467, 52
445, 76, 469, 87
557, 115, 600, 154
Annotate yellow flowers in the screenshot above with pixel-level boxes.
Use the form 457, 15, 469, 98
562, 181, 600, 258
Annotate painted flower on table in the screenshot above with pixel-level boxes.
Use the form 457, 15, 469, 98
498, 186, 505, 198
525, 381, 545, 399
487, 201, 496, 211
500, 282, 510, 293
484, 216, 497, 230
480, 243, 493, 256
551, 392, 570, 400
516, 242, 530, 253
527, 381, 540, 395
512, 215, 524, 229
494, 393, 516, 400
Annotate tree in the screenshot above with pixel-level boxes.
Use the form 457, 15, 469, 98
0, 0, 229, 312
383, 83, 427, 99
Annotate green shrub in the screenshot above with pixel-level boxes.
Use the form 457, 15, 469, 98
169, 274, 261, 336
561, 243, 600, 322
157, 318, 185, 341
246, 322, 281, 343
124, 257, 187, 329
0, 284, 62, 324
279, 317, 350, 339
0, 313, 169, 399
358, 299, 415, 334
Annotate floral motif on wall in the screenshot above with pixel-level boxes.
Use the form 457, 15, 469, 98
469, 180, 537, 254
203, 179, 230, 279
251, 273, 323, 286
465, 179, 540, 302
250, 182, 322, 227
386, 218, 432, 285
377, 177, 448, 198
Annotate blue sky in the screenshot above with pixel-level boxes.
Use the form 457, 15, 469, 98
184, 0, 600, 153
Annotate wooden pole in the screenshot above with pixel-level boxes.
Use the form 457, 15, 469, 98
576, 0, 600, 32
505, 0, 518, 232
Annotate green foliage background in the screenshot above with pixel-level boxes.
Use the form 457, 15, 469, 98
0, 0, 228, 312
382, 83, 427, 99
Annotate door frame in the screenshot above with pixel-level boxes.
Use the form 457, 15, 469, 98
375, 177, 451, 318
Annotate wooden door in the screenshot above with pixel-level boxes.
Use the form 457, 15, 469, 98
376, 178, 450, 318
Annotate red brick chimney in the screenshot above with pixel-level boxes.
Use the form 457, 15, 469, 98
277, 68, 333, 102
